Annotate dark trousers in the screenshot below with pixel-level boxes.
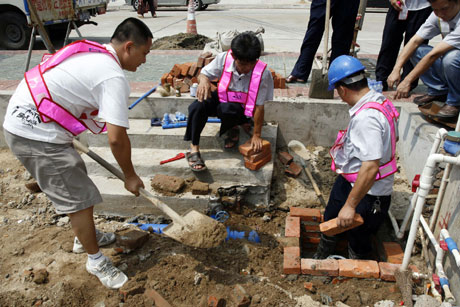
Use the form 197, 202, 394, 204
324, 175, 391, 256
184, 92, 249, 146
375, 6, 432, 89
290, 0, 360, 80
139, 0, 155, 15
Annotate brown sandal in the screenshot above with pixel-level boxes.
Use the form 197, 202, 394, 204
186, 151, 207, 172
224, 128, 239, 149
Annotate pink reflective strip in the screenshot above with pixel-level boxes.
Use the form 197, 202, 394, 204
24, 40, 114, 135
329, 99, 399, 182
217, 49, 267, 117
37, 98, 87, 136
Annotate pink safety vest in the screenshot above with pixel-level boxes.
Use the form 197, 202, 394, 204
329, 99, 400, 183
217, 50, 267, 117
24, 40, 119, 136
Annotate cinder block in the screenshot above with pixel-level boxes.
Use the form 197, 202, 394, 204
319, 214, 364, 236
290, 207, 322, 222
338, 259, 380, 279
283, 246, 301, 274
244, 153, 271, 171
301, 258, 339, 276
239, 139, 271, 156
285, 216, 301, 238
383, 242, 403, 264
278, 151, 293, 165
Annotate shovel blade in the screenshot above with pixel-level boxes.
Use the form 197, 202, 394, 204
162, 209, 227, 248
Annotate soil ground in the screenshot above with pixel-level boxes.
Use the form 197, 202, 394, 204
0, 144, 427, 307
151, 33, 212, 50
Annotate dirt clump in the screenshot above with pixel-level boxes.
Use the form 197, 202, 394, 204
151, 33, 212, 50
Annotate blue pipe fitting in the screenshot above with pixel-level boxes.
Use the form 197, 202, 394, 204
440, 277, 450, 287
225, 227, 261, 243
131, 223, 168, 234
445, 237, 459, 252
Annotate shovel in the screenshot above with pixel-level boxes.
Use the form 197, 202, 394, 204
309, 0, 334, 99
72, 139, 227, 248
287, 140, 327, 207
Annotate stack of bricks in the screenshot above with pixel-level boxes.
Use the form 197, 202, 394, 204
161, 52, 287, 94
283, 206, 419, 281
238, 139, 271, 171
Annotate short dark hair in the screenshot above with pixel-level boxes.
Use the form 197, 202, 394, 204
428, 0, 458, 3
111, 18, 153, 46
335, 71, 368, 91
231, 32, 261, 62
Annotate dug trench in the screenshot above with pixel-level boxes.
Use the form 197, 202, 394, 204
0, 143, 431, 306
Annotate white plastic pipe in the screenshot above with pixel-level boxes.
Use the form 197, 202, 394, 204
402, 153, 460, 270
429, 163, 452, 231
441, 229, 460, 268
388, 210, 400, 235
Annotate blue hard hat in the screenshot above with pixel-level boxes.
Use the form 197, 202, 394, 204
328, 55, 366, 91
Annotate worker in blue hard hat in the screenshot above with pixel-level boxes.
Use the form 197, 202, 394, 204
314, 55, 400, 259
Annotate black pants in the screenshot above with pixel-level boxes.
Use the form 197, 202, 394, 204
375, 6, 432, 89
184, 91, 249, 146
324, 175, 391, 256
290, 0, 360, 80
140, 0, 155, 15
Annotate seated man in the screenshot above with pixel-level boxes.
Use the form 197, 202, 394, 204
184, 32, 274, 171
388, 0, 460, 118
314, 56, 399, 260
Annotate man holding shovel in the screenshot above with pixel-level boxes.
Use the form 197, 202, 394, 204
314, 56, 399, 259
2, 18, 152, 289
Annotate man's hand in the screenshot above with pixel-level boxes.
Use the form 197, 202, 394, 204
125, 174, 144, 196
250, 134, 263, 153
390, 0, 403, 11
394, 80, 411, 99
196, 74, 211, 102
387, 70, 401, 89
337, 205, 356, 228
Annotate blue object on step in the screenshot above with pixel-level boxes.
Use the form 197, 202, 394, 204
444, 131, 460, 156
162, 122, 188, 129
131, 223, 168, 234
129, 86, 158, 110
207, 118, 221, 123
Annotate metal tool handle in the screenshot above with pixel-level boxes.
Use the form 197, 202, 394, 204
322, 0, 331, 75
72, 139, 185, 225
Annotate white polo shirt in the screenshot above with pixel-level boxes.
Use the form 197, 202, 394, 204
201, 51, 274, 106
333, 90, 396, 196
416, 10, 460, 49
405, 0, 430, 11
3, 44, 130, 144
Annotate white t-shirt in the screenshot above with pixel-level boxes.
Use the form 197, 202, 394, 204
416, 10, 460, 49
405, 0, 430, 11
333, 90, 397, 196
3, 44, 130, 144
201, 51, 274, 106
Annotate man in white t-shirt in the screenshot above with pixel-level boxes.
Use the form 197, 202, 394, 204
388, 0, 460, 118
314, 56, 399, 260
2, 18, 152, 289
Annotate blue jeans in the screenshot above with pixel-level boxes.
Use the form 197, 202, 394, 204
411, 44, 460, 106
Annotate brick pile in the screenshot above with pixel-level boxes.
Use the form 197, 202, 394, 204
282, 206, 419, 281
161, 52, 287, 94
238, 139, 271, 170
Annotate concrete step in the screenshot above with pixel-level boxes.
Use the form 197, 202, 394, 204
83, 147, 274, 185
87, 120, 278, 150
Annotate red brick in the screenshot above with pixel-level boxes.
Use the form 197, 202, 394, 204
290, 207, 322, 222
144, 289, 173, 307
170, 64, 182, 77
279, 76, 286, 89
285, 162, 302, 177
378, 262, 420, 282
166, 75, 174, 87
301, 258, 339, 276
303, 222, 320, 232
269, 68, 276, 78
191, 76, 198, 84
304, 231, 320, 238
331, 277, 350, 284
180, 82, 190, 93
161, 73, 169, 85
285, 216, 301, 238
283, 246, 301, 274
197, 56, 206, 68
207, 296, 225, 307
239, 139, 271, 156
319, 214, 364, 236
273, 75, 280, 88
181, 62, 193, 76
244, 153, 271, 171
117, 230, 149, 251
244, 146, 271, 163
278, 151, 293, 165
302, 236, 321, 244
304, 282, 316, 292
383, 242, 404, 264
189, 63, 198, 77
338, 259, 380, 279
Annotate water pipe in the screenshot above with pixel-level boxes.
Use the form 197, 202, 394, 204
441, 229, 460, 268
129, 86, 158, 110
418, 227, 443, 302
131, 223, 168, 233
225, 227, 261, 243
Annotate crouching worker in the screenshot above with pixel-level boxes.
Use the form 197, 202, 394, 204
183, 32, 274, 172
314, 56, 399, 260
2, 18, 152, 289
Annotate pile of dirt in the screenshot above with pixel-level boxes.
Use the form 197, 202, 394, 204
0, 147, 425, 306
151, 33, 213, 50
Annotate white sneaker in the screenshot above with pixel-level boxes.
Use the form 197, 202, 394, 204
86, 256, 128, 289
73, 229, 116, 254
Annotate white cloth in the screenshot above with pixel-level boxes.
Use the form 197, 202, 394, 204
416, 10, 460, 49
200, 51, 274, 106
3, 44, 130, 144
333, 90, 396, 196
405, 0, 430, 11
